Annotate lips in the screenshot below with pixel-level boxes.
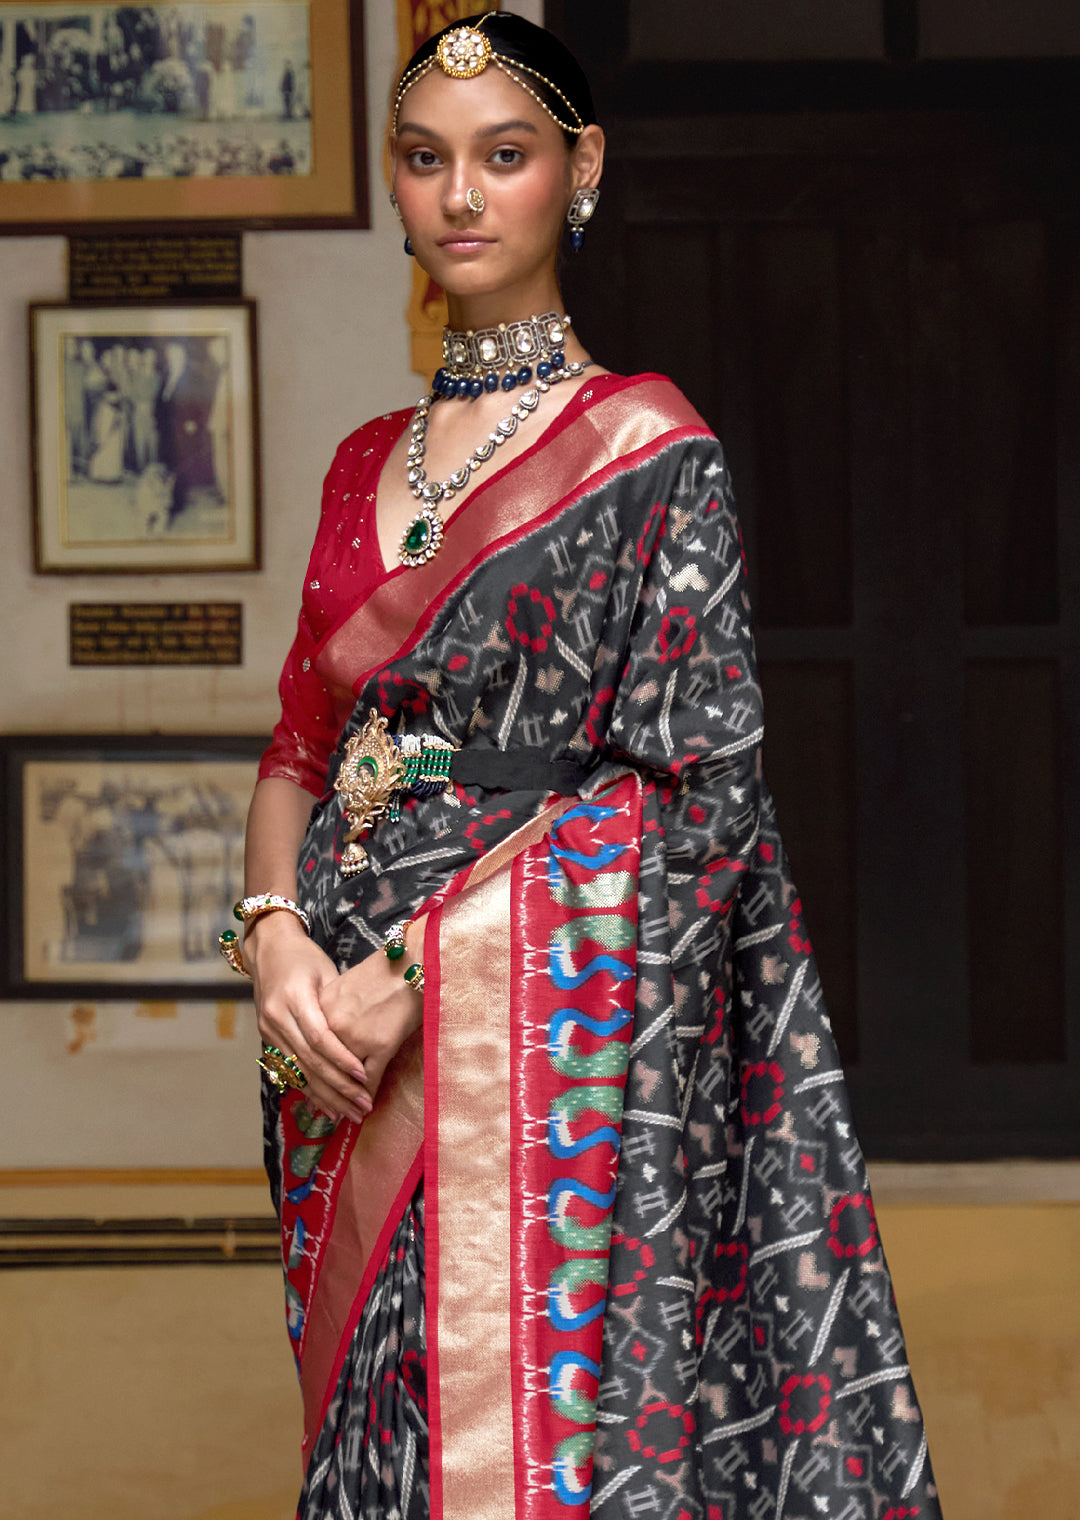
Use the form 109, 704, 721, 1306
436, 233, 495, 248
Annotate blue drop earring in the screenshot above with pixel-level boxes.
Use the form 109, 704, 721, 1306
404, 236, 415, 257
566, 187, 600, 253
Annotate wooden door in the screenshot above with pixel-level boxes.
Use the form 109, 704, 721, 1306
550, 9, 1080, 1156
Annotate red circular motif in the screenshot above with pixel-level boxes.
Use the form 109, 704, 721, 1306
827, 1192, 879, 1260
505, 582, 556, 655
740, 1060, 785, 1126
778, 1373, 831, 1436
625, 1399, 696, 1462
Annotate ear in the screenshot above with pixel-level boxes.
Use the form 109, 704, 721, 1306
570, 123, 605, 193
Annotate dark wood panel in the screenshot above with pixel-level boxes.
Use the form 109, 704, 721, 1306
625, 0, 885, 61
759, 661, 858, 1061
961, 222, 1057, 625
922, 0, 1080, 58
622, 223, 720, 425
965, 660, 1065, 1062
751, 225, 851, 628
1057, 230, 1080, 1086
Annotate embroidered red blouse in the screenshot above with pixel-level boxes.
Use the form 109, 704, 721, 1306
258, 409, 410, 797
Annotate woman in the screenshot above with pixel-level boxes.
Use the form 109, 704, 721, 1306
233, 14, 941, 1519
87, 383, 126, 483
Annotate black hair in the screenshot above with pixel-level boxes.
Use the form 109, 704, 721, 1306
397, 11, 597, 149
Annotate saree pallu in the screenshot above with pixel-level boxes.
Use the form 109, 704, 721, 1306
263, 375, 942, 1520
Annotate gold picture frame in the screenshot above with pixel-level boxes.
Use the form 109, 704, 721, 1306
30, 300, 261, 573
0, 0, 366, 232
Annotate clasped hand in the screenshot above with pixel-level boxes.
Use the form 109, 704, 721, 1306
245, 914, 425, 1123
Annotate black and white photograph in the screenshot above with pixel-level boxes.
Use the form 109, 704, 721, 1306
1, 734, 265, 996
0, 0, 366, 229
0, 2, 312, 184
31, 300, 260, 571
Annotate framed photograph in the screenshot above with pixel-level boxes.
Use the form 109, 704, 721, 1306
0, 0, 366, 232
30, 300, 260, 573
0, 734, 267, 999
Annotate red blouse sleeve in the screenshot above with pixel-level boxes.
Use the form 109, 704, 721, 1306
258, 418, 400, 797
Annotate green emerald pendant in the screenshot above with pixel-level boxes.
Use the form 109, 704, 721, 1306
404, 516, 432, 556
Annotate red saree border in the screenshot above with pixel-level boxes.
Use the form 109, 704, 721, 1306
511, 784, 642, 1519
424, 778, 643, 1520
318, 375, 712, 701
423, 921, 446, 1520
425, 869, 518, 1520
420, 797, 581, 1520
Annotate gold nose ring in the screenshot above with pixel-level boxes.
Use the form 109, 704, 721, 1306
467, 186, 485, 215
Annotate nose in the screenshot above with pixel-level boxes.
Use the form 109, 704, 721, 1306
442, 160, 473, 220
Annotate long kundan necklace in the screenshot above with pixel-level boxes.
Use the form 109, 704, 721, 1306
398, 310, 590, 568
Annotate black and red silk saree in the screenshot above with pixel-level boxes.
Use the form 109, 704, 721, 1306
261, 374, 941, 1520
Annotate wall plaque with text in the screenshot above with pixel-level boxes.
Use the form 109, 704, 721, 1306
69, 235, 242, 302
69, 603, 243, 667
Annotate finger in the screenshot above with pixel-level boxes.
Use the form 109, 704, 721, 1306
256, 1004, 372, 1114
297, 1008, 371, 1085
275, 1058, 368, 1126
284, 1036, 373, 1117
305, 1082, 366, 1127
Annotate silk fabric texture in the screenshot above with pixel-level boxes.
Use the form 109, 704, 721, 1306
260, 375, 942, 1519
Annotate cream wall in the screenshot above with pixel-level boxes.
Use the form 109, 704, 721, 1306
0, 0, 540, 1171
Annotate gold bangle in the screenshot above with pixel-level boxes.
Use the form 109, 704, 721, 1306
403, 961, 425, 995
218, 929, 251, 979
233, 894, 311, 933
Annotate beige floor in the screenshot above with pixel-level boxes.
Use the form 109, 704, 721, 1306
1, 1182, 1077, 1519
880, 1199, 1080, 1518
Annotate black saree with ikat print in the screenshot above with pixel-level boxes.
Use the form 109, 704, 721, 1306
260, 374, 941, 1520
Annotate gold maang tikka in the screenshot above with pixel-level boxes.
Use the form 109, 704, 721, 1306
392, 13, 585, 138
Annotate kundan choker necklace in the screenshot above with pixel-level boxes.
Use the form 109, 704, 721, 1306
435, 311, 571, 398
398, 312, 590, 568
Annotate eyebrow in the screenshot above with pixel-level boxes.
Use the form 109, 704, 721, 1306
396, 118, 540, 141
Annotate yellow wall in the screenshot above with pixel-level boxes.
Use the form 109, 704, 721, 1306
1, 1182, 1076, 1520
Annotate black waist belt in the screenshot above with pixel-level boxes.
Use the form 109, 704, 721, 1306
326, 740, 588, 799
450, 749, 588, 794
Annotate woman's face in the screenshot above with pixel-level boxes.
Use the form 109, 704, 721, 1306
391, 64, 587, 306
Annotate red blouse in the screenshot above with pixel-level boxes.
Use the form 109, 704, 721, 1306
258, 408, 411, 796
